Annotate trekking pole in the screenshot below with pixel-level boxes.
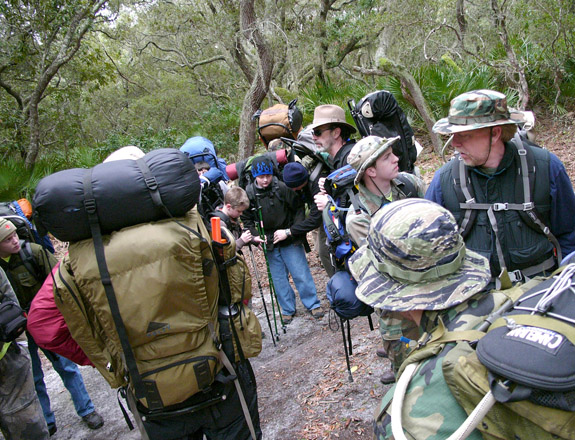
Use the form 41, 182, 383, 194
253, 202, 287, 335
247, 243, 276, 345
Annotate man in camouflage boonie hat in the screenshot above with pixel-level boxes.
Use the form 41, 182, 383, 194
432, 89, 530, 135
426, 89, 575, 287
345, 137, 426, 383
349, 199, 491, 312
347, 135, 400, 186
345, 135, 426, 247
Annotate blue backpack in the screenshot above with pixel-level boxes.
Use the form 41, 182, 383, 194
322, 165, 361, 266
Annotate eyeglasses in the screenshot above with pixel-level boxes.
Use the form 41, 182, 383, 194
312, 127, 333, 137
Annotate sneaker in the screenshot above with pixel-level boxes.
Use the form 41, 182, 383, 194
310, 307, 325, 319
281, 314, 293, 324
82, 411, 104, 430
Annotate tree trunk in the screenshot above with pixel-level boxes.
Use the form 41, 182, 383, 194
353, 60, 444, 156
491, 0, 529, 109
237, 0, 274, 160
25, 101, 42, 169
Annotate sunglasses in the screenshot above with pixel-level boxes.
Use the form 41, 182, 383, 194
312, 127, 333, 137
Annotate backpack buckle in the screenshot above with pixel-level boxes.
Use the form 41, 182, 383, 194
493, 203, 508, 211
508, 270, 524, 283
83, 198, 97, 214
144, 177, 159, 191
523, 202, 534, 211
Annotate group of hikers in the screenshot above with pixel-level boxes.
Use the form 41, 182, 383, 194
1, 88, 575, 440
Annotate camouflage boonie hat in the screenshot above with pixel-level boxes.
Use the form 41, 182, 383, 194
347, 135, 400, 185
433, 89, 529, 135
348, 199, 491, 311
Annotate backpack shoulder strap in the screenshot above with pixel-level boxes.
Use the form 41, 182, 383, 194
18, 241, 43, 282
510, 135, 561, 263
395, 174, 418, 199
452, 156, 477, 238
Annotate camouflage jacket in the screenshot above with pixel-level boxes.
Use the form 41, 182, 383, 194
345, 173, 425, 248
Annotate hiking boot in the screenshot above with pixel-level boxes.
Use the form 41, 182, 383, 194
82, 411, 104, 430
282, 314, 293, 325
310, 307, 325, 319
376, 347, 388, 358
380, 369, 396, 385
48, 425, 57, 437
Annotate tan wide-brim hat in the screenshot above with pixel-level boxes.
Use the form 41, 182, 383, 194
308, 105, 357, 134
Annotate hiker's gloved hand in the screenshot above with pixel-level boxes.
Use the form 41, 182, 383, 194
273, 229, 288, 244
314, 193, 329, 211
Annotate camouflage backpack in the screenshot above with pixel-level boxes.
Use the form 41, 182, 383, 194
377, 271, 575, 440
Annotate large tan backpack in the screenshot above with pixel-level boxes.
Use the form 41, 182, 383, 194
55, 208, 261, 410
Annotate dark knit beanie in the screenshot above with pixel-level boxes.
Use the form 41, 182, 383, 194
283, 162, 309, 188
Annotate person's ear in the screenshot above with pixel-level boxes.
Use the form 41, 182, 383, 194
491, 126, 503, 142
365, 166, 377, 178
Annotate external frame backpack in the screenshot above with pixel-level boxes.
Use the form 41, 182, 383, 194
348, 90, 417, 174
253, 99, 303, 146
33, 149, 260, 439
322, 165, 419, 266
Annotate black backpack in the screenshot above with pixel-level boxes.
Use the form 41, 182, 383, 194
348, 90, 418, 174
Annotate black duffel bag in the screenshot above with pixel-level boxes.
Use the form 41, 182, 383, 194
33, 148, 201, 242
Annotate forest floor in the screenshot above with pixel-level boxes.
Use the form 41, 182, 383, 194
32, 111, 575, 440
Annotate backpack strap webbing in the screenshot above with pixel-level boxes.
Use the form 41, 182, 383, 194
309, 160, 325, 186
82, 170, 160, 408
453, 155, 477, 239
394, 174, 418, 199
511, 133, 562, 264
392, 361, 496, 440
17, 241, 44, 283
208, 321, 257, 440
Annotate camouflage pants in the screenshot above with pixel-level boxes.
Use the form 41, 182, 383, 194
0, 343, 49, 440
378, 311, 420, 373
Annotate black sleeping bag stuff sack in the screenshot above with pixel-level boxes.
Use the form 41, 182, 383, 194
33, 148, 201, 242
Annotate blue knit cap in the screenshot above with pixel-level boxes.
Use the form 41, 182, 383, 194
251, 156, 274, 178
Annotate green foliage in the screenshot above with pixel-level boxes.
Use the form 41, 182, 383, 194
300, 78, 372, 128
0, 158, 55, 201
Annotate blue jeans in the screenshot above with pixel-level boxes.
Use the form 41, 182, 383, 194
27, 334, 94, 428
266, 243, 320, 316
